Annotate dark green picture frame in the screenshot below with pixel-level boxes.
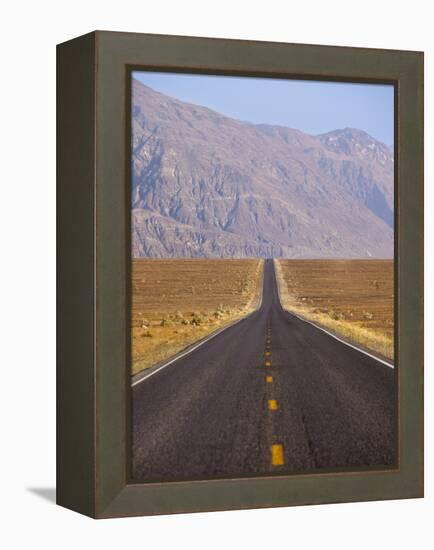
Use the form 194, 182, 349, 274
57, 31, 423, 518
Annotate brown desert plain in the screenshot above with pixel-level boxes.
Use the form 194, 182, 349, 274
131, 259, 263, 374
131, 258, 393, 375
275, 259, 394, 360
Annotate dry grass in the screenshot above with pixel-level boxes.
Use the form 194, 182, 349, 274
275, 259, 394, 360
131, 259, 263, 374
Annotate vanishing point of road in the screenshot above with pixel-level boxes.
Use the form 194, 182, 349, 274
132, 260, 396, 481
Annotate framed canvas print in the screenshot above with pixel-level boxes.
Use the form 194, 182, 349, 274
57, 31, 424, 518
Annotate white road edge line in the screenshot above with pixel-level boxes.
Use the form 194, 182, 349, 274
132, 315, 250, 387
131, 260, 266, 388
273, 260, 394, 370
288, 311, 394, 369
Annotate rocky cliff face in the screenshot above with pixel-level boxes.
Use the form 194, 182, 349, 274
131, 79, 394, 259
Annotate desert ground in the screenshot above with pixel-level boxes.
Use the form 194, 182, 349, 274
275, 259, 394, 360
131, 259, 263, 374
132, 260, 397, 481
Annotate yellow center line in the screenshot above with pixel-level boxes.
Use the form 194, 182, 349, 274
265, 360, 271, 367
271, 444, 284, 466
266, 375, 273, 383
265, 351, 271, 356
268, 399, 278, 410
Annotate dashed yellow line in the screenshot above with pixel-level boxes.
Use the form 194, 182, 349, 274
271, 444, 284, 466
264, 327, 283, 467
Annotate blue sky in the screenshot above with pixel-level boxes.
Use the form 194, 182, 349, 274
133, 71, 394, 146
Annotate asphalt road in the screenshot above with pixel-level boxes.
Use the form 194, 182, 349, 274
132, 260, 397, 481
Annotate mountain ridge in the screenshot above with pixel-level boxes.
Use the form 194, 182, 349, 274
132, 79, 393, 259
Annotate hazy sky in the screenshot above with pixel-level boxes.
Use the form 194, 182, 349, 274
133, 71, 394, 146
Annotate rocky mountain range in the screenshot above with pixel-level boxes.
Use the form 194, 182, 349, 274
131, 78, 394, 258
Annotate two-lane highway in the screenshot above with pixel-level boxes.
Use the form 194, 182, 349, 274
132, 260, 396, 481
